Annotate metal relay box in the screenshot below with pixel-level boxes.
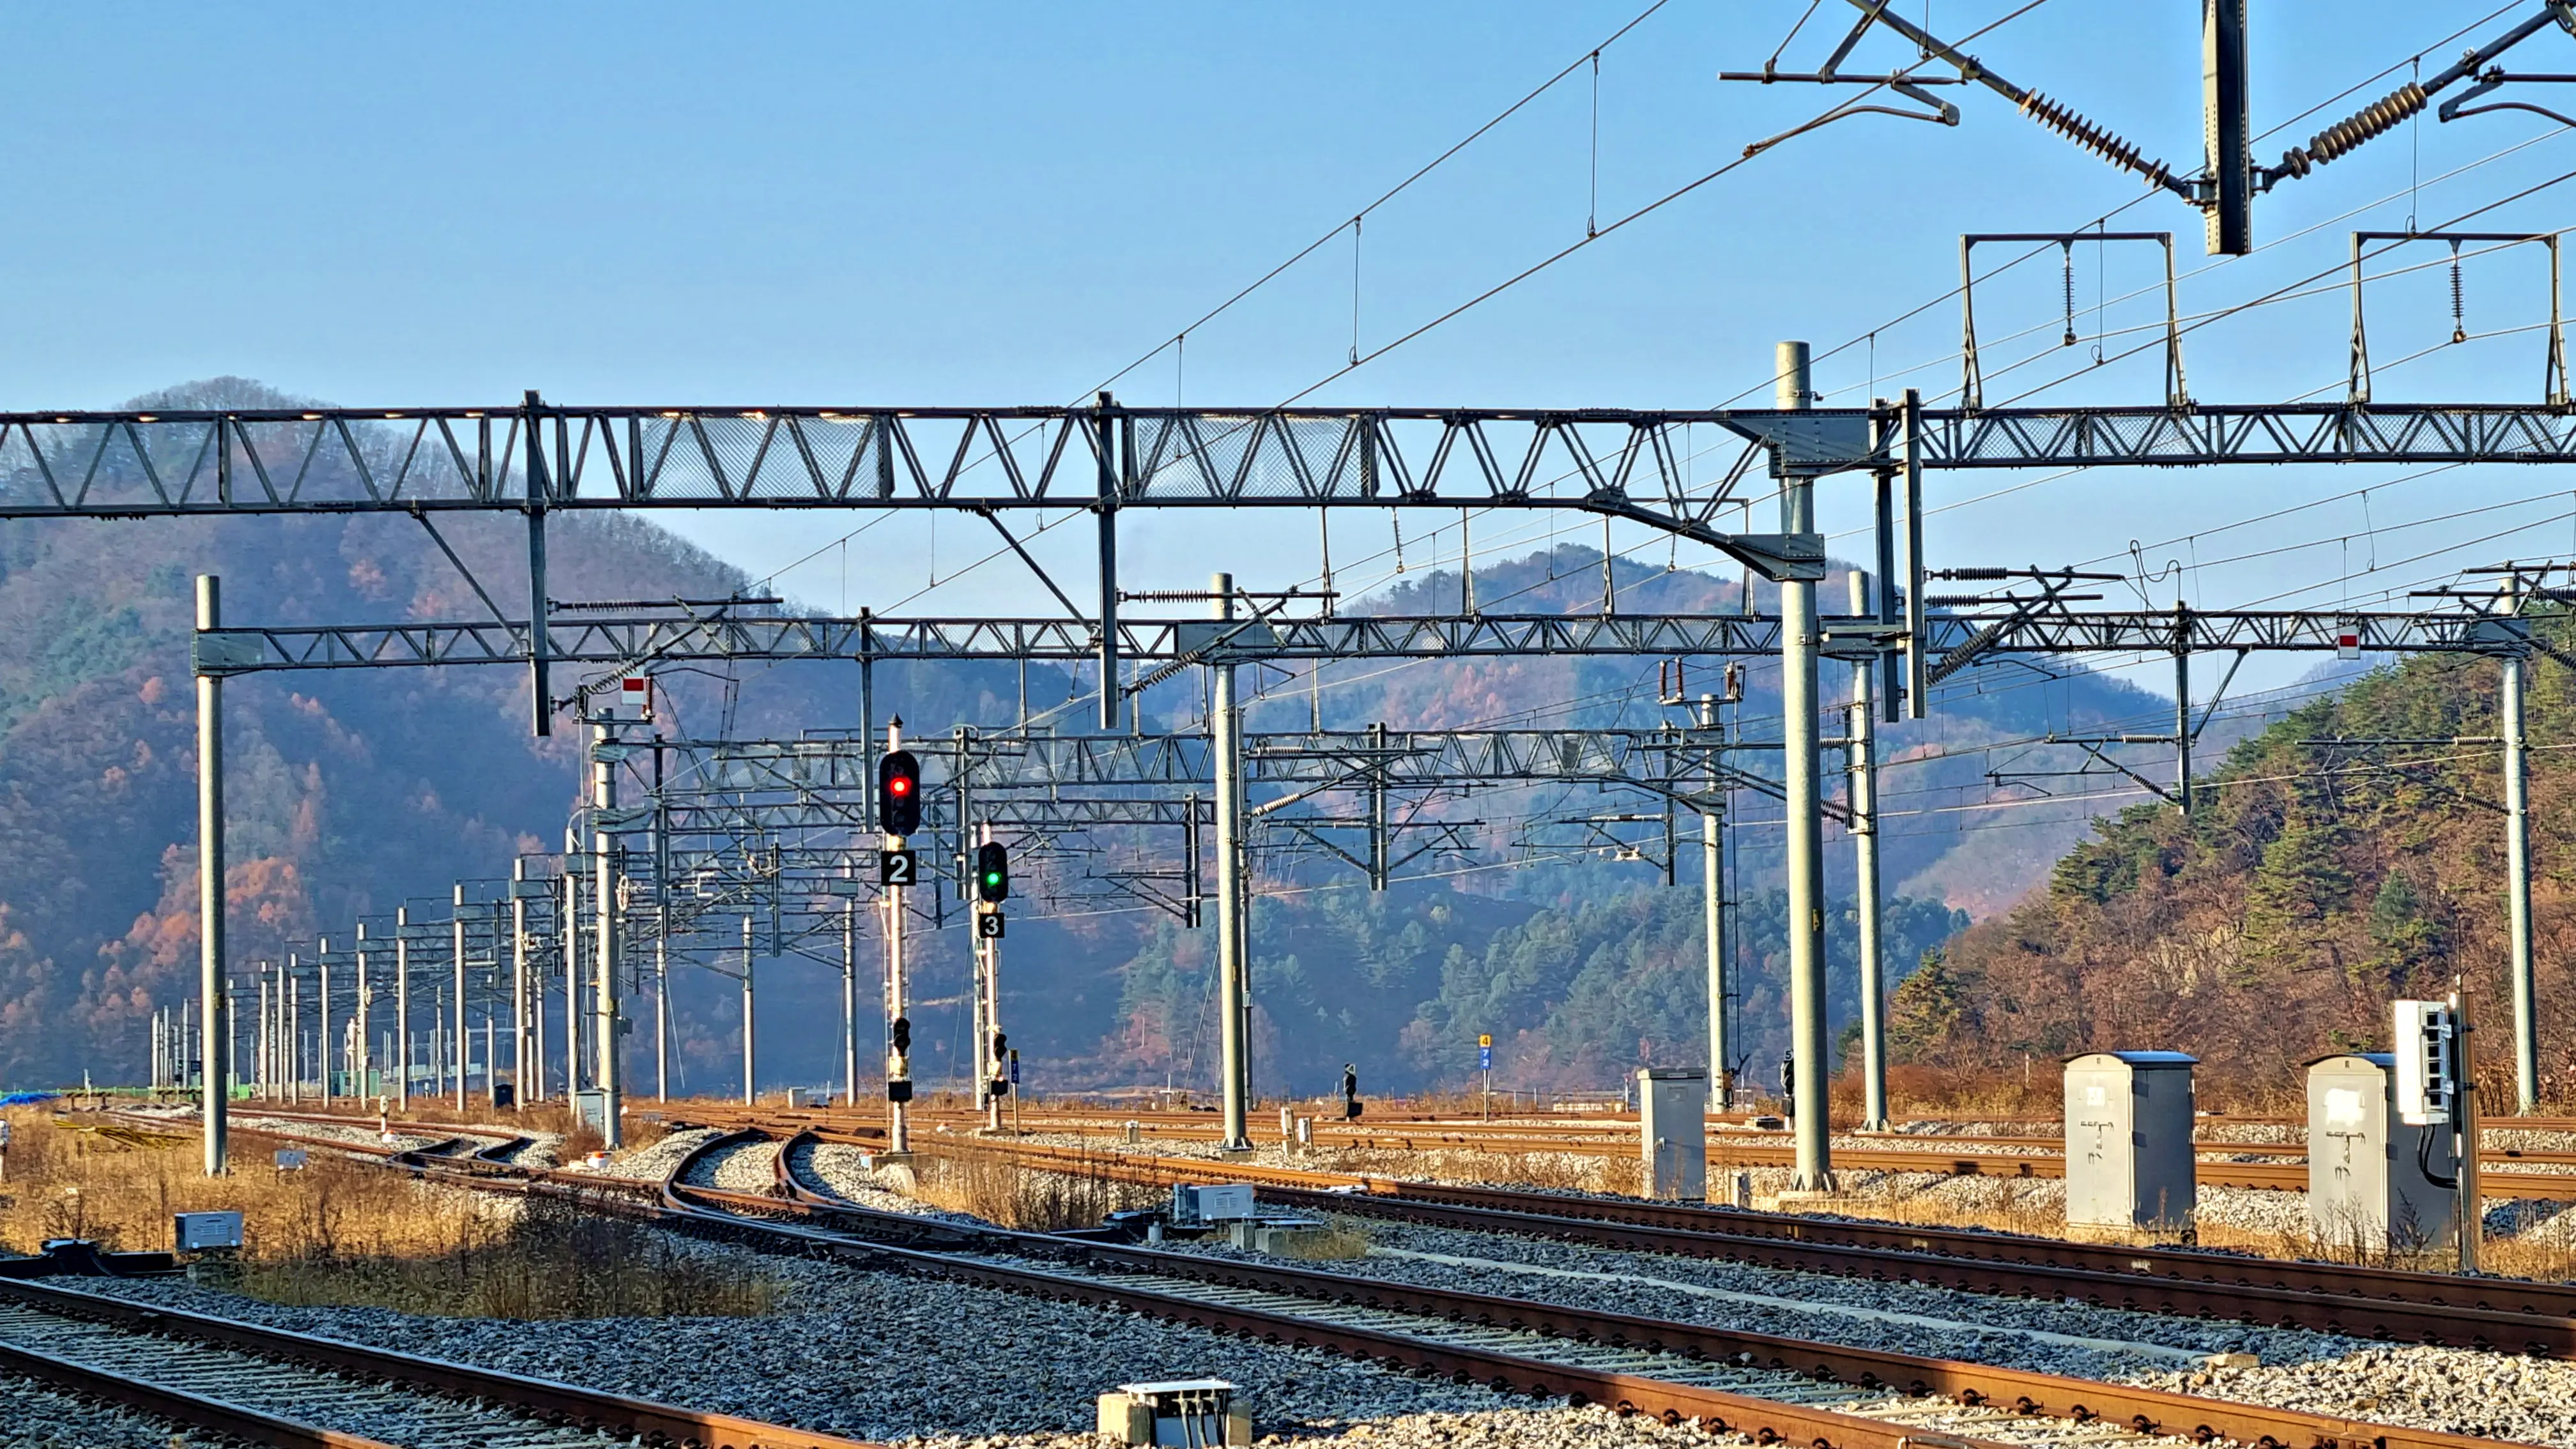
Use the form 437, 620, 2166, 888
2308, 1052, 2458, 1252
1637, 1067, 1708, 1200
2063, 1051, 2197, 1232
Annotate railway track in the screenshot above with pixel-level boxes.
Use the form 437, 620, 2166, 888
652, 1101, 2576, 1197
658, 1128, 2528, 1449
218, 1100, 2576, 1195
88, 1108, 2561, 1448
220, 1103, 2576, 1347
859, 1132, 2576, 1357
0, 1274, 878, 1449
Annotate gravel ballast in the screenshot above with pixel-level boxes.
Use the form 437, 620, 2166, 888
73, 1234, 1524, 1445
0, 1371, 181, 1449
1164, 1211, 2576, 1445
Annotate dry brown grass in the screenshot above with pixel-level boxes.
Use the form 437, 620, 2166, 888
1272, 1225, 1372, 1260
1326, 1144, 1644, 1196
910, 1150, 1164, 1231
0, 1107, 781, 1319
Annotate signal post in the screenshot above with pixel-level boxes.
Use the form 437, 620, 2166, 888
972, 828, 1011, 1133
878, 721, 921, 1156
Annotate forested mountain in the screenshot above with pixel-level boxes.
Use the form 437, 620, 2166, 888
1, 376, 2182, 1097
1890, 640, 2576, 1105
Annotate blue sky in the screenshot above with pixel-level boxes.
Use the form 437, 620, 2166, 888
4, 1, 2571, 699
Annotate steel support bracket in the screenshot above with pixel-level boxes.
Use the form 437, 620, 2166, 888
1723, 532, 1828, 583
191, 629, 264, 677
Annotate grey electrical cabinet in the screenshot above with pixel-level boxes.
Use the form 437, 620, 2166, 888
2064, 1051, 2198, 1232
1636, 1068, 1708, 1200
2308, 1052, 2457, 1252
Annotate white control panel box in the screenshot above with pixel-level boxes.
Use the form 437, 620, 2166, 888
2394, 1000, 2456, 1127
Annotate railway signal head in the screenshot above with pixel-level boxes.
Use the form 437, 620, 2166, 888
975, 840, 1009, 902
891, 1016, 912, 1054
878, 749, 923, 836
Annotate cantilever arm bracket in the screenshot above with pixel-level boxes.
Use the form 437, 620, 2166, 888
1580, 496, 1825, 582
408, 508, 513, 627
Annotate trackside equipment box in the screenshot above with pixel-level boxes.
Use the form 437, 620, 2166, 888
2064, 1051, 2197, 1232
1636, 1067, 1708, 1200
1098, 1380, 1251, 1446
173, 1211, 244, 1252
2308, 1052, 2457, 1252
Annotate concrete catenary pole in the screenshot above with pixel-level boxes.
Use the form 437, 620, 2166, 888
1776, 344, 1834, 1192
1698, 691, 1730, 1107
656, 930, 670, 1101
740, 913, 757, 1106
2504, 573, 2538, 1114
195, 575, 229, 1174
1211, 571, 1252, 1151
394, 907, 413, 1110
1849, 569, 1889, 1131
590, 722, 624, 1147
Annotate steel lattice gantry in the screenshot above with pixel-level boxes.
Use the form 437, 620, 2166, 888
12, 402, 2576, 523
195, 604, 2543, 675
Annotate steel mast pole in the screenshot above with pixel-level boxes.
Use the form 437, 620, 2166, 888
194, 576, 229, 1172
560, 846, 581, 1100
590, 722, 624, 1147
2504, 574, 2538, 1113
841, 901, 860, 1107
1698, 691, 1730, 1108
256, 970, 270, 1101
453, 885, 471, 1110
316, 944, 332, 1105
394, 907, 413, 1110
1211, 572, 1252, 1152
510, 860, 530, 1106
1777, 343, 1834, 1192
353, 923, 373, 1102
1849, 569, 1889, 1132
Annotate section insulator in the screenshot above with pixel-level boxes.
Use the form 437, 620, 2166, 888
2017, 92, 2173, 190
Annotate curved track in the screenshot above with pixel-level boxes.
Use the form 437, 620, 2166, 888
647, 1127, 2533, 1449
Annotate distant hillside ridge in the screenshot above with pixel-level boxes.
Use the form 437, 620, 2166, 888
1890, 640, 2576, 1102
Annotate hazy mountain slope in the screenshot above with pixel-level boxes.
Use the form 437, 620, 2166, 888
1892, 642, 2575, 1100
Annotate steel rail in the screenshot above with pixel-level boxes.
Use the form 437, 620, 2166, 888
0, 1333, 402, 1449
0, 1277, 885, 1449
1355, 1181, 2576, 1320
889, 1135, 2576, 1356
